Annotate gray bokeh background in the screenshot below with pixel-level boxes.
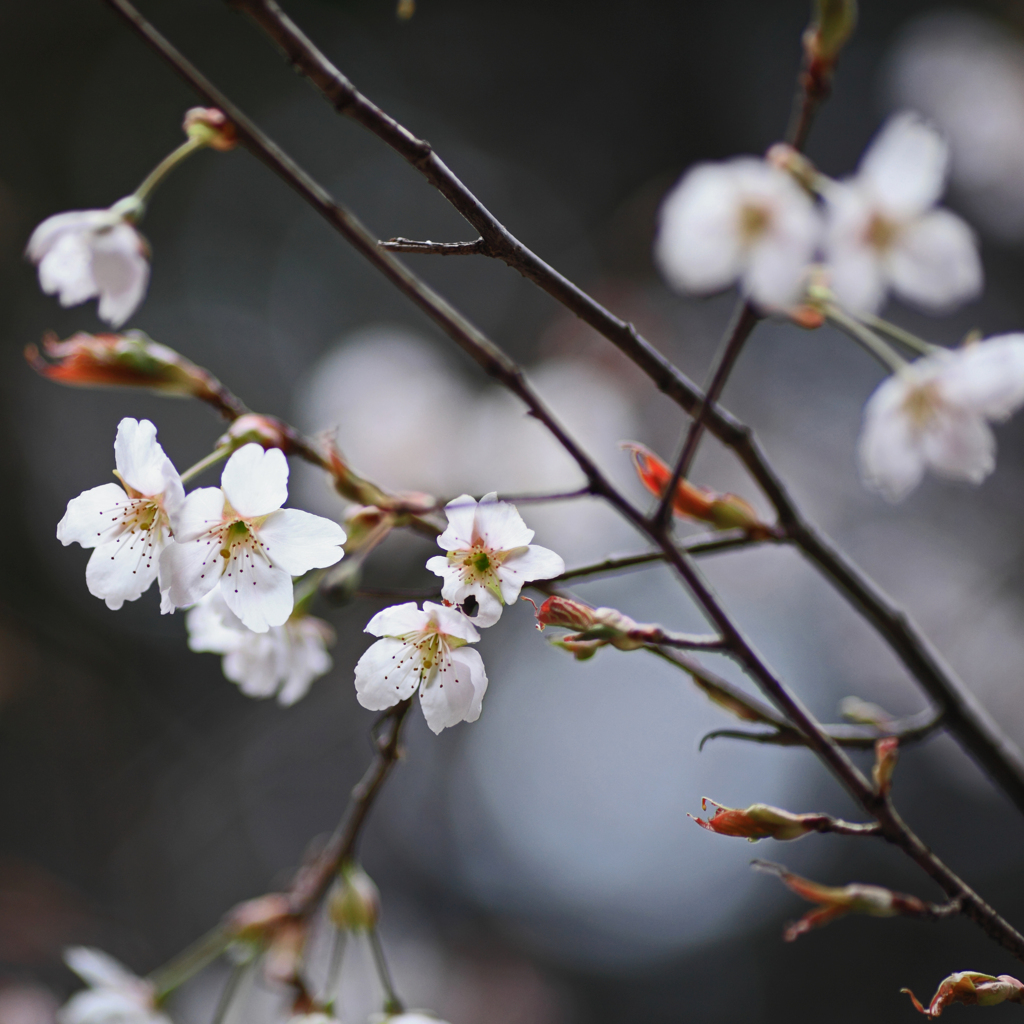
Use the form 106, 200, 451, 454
4, 1, 1024, 1022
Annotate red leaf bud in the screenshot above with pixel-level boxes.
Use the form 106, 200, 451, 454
903, 973, 1024, 1017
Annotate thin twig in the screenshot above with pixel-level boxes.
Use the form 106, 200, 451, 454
380, 236, 486, 255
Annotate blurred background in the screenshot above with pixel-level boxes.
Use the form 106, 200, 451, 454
4, 0, 1024, 1021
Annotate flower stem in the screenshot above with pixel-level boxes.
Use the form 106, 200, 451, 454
149, 925, 232, 1002
858, 313, 940, 357
324, 930, 347, 1009
180, 444, 233, 484
209, 962, 250, 1024
133, 135, 207, 206
825, 305, 907, 373
367, 927, 403, 1015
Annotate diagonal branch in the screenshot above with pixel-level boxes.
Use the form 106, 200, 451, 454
380, 236, 487, 256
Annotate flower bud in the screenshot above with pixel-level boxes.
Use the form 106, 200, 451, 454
263, 919, 308, 986
807, 0, 857, 66
183, 107, 238, 151
872, 736, 899, 796
326, 862, 380, 932
224, 893, 293, 942
534, 594, 601, 632
27, 330, 224, 400
551, 637, 605, 661
217, 413, 294, 454
839, 696, 894, 729
689, 798, 819, 842
903, 973, 1024, 1018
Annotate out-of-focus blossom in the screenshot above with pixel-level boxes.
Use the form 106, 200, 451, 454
162, 444, 345, 632
426, 493, 563, 627
622, 441, 771, 534
326, 862, 380, 931
182, 107, 238, 151
824, 112, 981, 314
655, 157, 820, 309
57, 947, 170, 1024
858, 335, 1024, 500
903, 972, 1024, 1017
354, 601, 487, 734
753, 860, 933, 941
57, 418, 183, 612
27, 198, 149, 327
186, 589, 334, 705
689, 798, 825, 842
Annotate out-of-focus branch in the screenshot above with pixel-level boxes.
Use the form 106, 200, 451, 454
220, 0, 1024, 815
380, 236, 486, 255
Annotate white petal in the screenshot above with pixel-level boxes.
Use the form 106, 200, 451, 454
422, 601, 480, 644
222, 633, 282, 698
170, 487, 225, 542
58, 989, 150, 1024
857, 376, 927, 501
64, 947, 139, 991
419, 645, 488, 734
655, 161, 746, 294
277, 621, 333, 706
824, 184, 887, 314
220, 545, 293, 633
364, 602, 430, 638
425, 554, 451, 582
354, 637, 421, 709
113, 418, 181, 502
473, 497, 534, 550
941, 335, 1024, 419
436, 494, 479, 549
86, 531, 164, 610
221, 444, 288, 518
257, 508, 345, 575
921, 409, 995, 483
496, 544, 565, 603
888, 209, 982, 312
38, 232, 97, 307
860, 112, 949, 216
57, 483, 132, 549
160, 536, 223, 609
91, 223, 149, 327
26, 210, 108, 261
744, 183, 820, 308
186, 592, 244, 653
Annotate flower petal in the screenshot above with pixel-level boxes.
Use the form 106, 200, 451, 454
436, 494, 479, 549
858, 375, 927, 501
160, 536, 223, 609
170, 487, 225, 543
91, 223, 150, 327
258, 508, 345, 575
921, 409, 995, 484
220, 545, 293, 633
888, 209, 982, 312
419, 645, 488, 734
364, 601, 430, 638
113, 418, 181, 503
354, 637, 421, 709
824, 184, 887, 314
86, 531, 163, 610
38, 233, 97, 307
221, 444, 289, 518
422, 601, 481, 644
473, 495, 535, 550
496, 544, 565, 603
186, 592, 244, 653
57, 483, 132, 548
861, 112, 949, 216
941, 335, 1024, 419
64, 947, 139, 991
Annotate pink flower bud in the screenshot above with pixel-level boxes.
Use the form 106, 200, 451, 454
183, 107, 238, 151
689, 798, 819, 842
903, 973, 1024, 1017
217, 413, 295, 454
873, 736, 899, 796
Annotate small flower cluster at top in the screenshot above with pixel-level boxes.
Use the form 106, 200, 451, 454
656, 111, 1024, 502
59, 417, 346, 705
353, 493, 564, 734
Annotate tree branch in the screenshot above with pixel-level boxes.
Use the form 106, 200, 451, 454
380, 236, 487, 256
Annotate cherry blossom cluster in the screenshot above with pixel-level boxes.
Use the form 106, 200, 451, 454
354, 493, 564, 734
656, 110, 1024, 502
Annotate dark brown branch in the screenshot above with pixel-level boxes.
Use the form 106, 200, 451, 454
380, 236, 487, 255
223, 0, 1024, 816
102, 0, 1024, 962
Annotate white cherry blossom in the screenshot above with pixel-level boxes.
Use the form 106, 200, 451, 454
426, 493, 564, 628
57, 418, 183, 612
186, 589, 334, 705
655, 157, 820, 309
57, 946, 171, 1024
161, 443, 345, 632
858, 334, 1024, 500
354, 601, 487, 734
824, 112, 982, 314
27, 199, 150, 327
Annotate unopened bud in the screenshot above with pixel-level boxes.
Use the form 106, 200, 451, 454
27, 331, 224, 400
903, 972, 1024, 1018
535, 595, 601, 632
872, 736, 899, 796
808, 0, 857, 65
183, 107, 238, 151
839, 696, 894, 729
551, 637, 605, 661
689, 798, 819, 842
217, 413, 294, 454
327, 862, 380, 932
263, 919, 308, 986
225, 893, 292, 942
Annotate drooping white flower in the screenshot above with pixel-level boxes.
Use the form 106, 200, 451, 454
354, 601, 487, 734
858, 334, 1024, 500
426, 493, 564, 627
161, 443, 345, 632
186, 589, 334, 705
824, 112, 982, 314
57, 947, 171, 1024
57, 418, 184, 612
27, 199, 150, 327
655, 157, 820, 309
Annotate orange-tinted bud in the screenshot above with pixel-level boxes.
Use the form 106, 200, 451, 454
535, 595, 601, 632
903, 973, 1024, 1017
217, 413, 294, 454
326, 862, 380, 932
27, 330, 224, 400
225, 893, 293, 941
689, 798, 819, 842
621, 441, 769, 534
183, 107, 238, 151
873, 737, 899, 796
